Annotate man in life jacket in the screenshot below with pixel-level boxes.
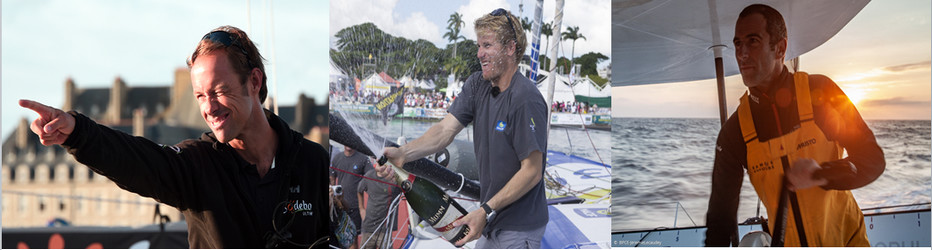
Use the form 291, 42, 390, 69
705, 4, 885, 247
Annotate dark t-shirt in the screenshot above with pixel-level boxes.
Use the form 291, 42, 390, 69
357, 170, 402, 233
448, 71, 549, 232
331, 151, 371, 209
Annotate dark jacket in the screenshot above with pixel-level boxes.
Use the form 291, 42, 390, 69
62, 110, 331, 248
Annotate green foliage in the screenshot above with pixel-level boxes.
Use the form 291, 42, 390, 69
445, 12, 466, 58
588, 74, 609, 88
575, 52, 608, 77
521, 17, 532, 32
561, 26, 587, 67
332, 22, 480, 91
446, 40, 481, 82
537, 55, 571, 75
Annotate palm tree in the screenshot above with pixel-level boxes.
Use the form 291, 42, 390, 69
521, 17, 532, 33
541, 22, 553, 64
444, 56, 470, 82
445, 12, 466, 58
562, 26, 586, 74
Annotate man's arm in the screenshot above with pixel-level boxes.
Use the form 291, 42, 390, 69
357, 191, 366, 220
379, 114, 464, 177
705, 117, 745, 247
809, 75, 885, 190
453, 150, 544, 246
20, 99, 197, 208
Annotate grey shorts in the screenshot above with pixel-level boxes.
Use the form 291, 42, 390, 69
476, 225, 546, 249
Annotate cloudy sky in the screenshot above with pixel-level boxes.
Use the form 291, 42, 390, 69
612, 0, 931, 120
330, 0, 611, 68
2, 0, 330, 138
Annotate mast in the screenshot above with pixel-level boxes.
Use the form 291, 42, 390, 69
708, 0, 727, 126
528, 0, 544, 81
545, 0, 565, 137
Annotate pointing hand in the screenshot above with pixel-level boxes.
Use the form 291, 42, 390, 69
19, 99, 75, 146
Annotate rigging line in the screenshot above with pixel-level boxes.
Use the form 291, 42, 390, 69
2, 190, 159, 206
563, 74, 607, 167
330, 165, 401, 189
676, 202, 698, 227
361, 193, 405, 248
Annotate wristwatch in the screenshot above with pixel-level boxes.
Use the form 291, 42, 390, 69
481, 203, 496, 222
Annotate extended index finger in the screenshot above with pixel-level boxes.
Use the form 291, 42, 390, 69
19, 99, 53, 117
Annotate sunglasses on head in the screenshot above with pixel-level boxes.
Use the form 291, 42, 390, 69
490, 8, 518, 44
196, 30, 255, 68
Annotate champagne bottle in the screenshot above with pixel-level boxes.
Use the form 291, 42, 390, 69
378, 156, 470, 246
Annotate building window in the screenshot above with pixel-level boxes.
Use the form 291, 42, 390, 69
29, 168, 35, 182
69, 166, 75, 180
49, 167, 55, 181
9, 168, 15, 182
88, 170, 94, 181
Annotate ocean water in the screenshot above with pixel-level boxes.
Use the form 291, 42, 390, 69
611, 118, 932, 232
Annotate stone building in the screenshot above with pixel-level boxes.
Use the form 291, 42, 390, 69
2, 68, 329, 228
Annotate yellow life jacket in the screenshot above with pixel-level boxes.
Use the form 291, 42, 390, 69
737, 72, 869, 247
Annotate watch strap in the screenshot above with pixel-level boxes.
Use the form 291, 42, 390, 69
481, 203, 493, 215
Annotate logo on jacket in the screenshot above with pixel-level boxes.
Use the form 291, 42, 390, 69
797, 138, 817, 150
495, 120, 507, 131
284, 199, 314, 216
289, 185, 301, 194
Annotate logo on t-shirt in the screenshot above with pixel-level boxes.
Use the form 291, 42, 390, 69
530, 118, 536, 132
353, 165, 358, 170
495, 120, 507, 131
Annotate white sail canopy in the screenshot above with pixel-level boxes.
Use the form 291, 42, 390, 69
612, 0, 870, 86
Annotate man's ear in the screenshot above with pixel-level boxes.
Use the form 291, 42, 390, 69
775, 37, 787, 59
248, 68, 263, 96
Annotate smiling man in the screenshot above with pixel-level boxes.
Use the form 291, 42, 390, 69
705, 4, 885, 247
378, 8, 549, 249
19, 26, 331, 248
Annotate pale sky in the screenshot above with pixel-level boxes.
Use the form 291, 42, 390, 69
613, 0, 932, 120
329, 0, 611, 68
1, 0, 330, 138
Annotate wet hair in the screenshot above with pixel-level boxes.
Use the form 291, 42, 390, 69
474, 9, 527, 64
739, 4, 787, 50
187, 26, 268, 104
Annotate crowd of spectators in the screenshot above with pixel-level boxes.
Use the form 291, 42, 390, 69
330, 88, 454, 110
404, 92, 453, 109
332, 86, 607, 115
552, 101, 600, 114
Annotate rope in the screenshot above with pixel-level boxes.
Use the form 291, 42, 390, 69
330, 166, 401, 189
2, 190, 159, 206
564, 76, 607, 168
360, 195, 400, 248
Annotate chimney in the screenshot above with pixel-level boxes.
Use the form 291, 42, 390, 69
16, 118, 29, 150
63, 78, 75, 111
294, 94, 307, 130
173, 68, 191, 101
108, 77, 126, 124
133, 108, 145, 137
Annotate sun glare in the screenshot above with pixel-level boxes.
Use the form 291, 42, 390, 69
842, 86, 867, 107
